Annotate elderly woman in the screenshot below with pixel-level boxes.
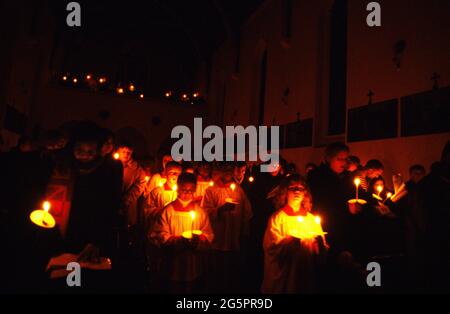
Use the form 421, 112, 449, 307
261, 174, 327, 294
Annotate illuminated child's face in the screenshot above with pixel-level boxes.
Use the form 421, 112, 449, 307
165, 166, 182, 186
287, 182, 306, 207
118, 147, 133, 164
177, 182, 196, 202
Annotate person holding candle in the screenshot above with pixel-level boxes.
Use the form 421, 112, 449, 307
147, 153, 173, 192
261, 175, 326, 294
201, 162, 253, 293
150, 173, 214, 293
194, 161, 213, 202
145, 161, 182, 227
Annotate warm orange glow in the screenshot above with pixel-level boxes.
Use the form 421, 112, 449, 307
144, 176, 150, 182
189, 210, 196, 221
30, 201, 55, 229
43, 201, 51, 212
62, 76, 67, 81
230, 183, 236, 191
377, 185, 383, 194
139, 94, 144, 99
158, 181, 164, 187
248, 176, 254, 183
73, 78, 78, 83
291, 214, 326, 240
354, 178, 361, 186
182, 94, 188, 99
86, 74, 92, 80
113, 152, 120, 160
117, 87, 124, 94
172, 184, 178, 192
99, 78, 106, 84
387, 192, 392, 199
165, 91, 172, 98
181, 230, 202, 239
193, 92, 199, 98
129, 84, 135, 92
209, 181, 214, 187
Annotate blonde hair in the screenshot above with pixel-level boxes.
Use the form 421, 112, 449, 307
270, 174, 313, 212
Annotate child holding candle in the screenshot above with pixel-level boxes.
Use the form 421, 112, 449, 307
262, 175, 326, 294
151, 173, 214, 293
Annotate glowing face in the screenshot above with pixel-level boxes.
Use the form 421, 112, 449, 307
165, 167, 181, 186
118, 147, 133, 164
287, 183, 306, 206
178, 183, 196, 202
367, 168, 384, 179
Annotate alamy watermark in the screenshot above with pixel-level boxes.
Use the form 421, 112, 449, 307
170, 118, 279, 172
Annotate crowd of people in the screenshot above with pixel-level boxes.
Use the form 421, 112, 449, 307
0, 121, 449, 294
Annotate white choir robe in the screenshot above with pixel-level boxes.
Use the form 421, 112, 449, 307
145, 184, 177, 231
151, 200, 214, 282
261, 208, 322, 294
201, 183, 252, 252
148, 173, 166, 194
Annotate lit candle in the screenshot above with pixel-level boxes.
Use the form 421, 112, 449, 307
30, 200, 56, 229
99, 78, 106, 84
382, 192, 393, 204
62, 76, 67, 81
129, 84, 135, 92
165, 91, 171, 98
209, 180, 214, 187
73, 78, 78, 83
144, 176, 150, 182
86, 74, 92, 80
189, 210, 196, 236
193, 92, 199, 98
230, 183, 236, 192
248, 176, 254, 183
377, 185, 383, 196
354, 178, 361, 200
139, 94, 144, 99
113, 152, 120, 160
117, 87, 124, 94
172, 184, 178, 201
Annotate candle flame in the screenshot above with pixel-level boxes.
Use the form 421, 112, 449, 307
387, 192, 392, 198
165, 91, 171, 97
230, 183, 236, 191
62, 76, 67, 81
248, 176, 254, 183
354, 178, 361, 186
73, 78, 78, 83
377, 185, 383, 193
209, 181, 214, 187
99, 78, 106, 84
117, 87, 124, 94
139, 94, 144, 99
314, 216, 321, 224
144, 176, 150, 182
189, 210, 196, 221
113, 152, 120, 160
43, 201, 51, 212
86, 74, 92, 80
129, 84, 135, 92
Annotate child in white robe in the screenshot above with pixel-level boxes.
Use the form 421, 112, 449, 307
151, 173, 214, 293
262, 174, 327, 294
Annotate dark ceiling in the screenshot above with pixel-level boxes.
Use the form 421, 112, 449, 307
49, 0, 264, 95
